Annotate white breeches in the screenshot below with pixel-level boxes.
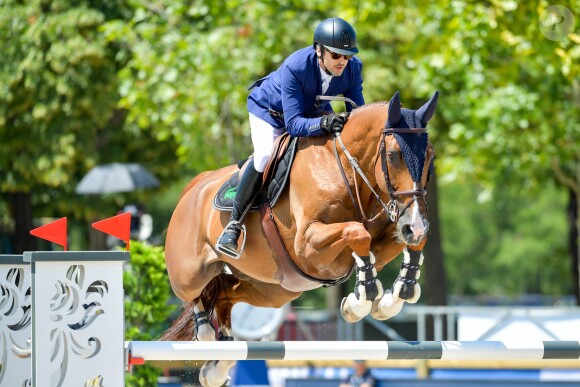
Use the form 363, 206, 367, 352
249, 113, 285, 173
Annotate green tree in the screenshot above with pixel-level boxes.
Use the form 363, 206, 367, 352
105, 0, 579, 304
409, 1, 580, 303
124, 241, 176, 386
350, 0, 579, 302
0, 1, 182, 252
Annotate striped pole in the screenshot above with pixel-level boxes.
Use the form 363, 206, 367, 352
126, 341, 580, 365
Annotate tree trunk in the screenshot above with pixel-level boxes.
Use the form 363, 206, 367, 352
423, 167, 448, 306
567, 187, 579, 305
9, 192, 36, 253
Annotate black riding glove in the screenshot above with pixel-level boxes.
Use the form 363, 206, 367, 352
320, 112, 350, 134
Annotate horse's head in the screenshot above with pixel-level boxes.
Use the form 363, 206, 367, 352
375, 91, 438, 246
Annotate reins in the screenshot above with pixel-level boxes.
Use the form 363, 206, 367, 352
333, 134, 391, 224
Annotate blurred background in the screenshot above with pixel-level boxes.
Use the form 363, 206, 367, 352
0, 0, 578, 386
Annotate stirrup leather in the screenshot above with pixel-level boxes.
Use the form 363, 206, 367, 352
215, 221, 247, 259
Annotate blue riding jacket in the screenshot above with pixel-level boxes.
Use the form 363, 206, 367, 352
247, 46, 364, 137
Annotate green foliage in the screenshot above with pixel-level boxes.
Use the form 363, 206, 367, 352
0, 1, 122, 227
0, 2, 119, 193
1, 0, 577, 297
0, 0, 182, 242
98, 0, 579, 195
440, 180, 570, 296
124, 241, 176, 386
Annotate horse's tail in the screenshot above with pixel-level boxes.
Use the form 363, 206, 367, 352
159, 272, 232, 341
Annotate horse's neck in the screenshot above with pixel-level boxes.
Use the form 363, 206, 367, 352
295, 110, 384, 215
340, 122, 381, 172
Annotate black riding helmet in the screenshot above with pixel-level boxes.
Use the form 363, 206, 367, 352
313, 17, 358, 56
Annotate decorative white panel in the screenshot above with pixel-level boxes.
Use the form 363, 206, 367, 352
27, 252, 128, 387
0, 255, 31, 387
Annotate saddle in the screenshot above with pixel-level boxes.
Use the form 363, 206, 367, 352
212, 133, 353, 292
213, 133, 297, 212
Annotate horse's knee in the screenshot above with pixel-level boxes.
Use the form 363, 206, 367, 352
342, 222, 371, 254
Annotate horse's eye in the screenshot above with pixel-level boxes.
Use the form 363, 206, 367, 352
387, 150, 400, 162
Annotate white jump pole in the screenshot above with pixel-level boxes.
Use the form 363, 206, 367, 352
127, 340, 580, 363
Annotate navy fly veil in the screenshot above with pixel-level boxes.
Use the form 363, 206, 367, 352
391, 108, 428, 183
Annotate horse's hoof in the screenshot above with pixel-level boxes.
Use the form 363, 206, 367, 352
370, 290, 404, 320
340, 293, 371, 323
199, 359, 237, 387
199, 360, 230, 387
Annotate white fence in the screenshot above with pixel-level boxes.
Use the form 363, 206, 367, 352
1, 251, 128, 387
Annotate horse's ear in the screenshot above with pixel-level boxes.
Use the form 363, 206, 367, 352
387, 91, 401, 128
416, 90, 439, 126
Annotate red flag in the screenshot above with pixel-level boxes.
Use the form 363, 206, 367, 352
30, 217, 68, 251
92, 212, 131, 251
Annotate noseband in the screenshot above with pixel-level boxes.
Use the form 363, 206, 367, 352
379, 127, 428, 222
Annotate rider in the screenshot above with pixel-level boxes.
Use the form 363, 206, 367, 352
216, 17, 365, 258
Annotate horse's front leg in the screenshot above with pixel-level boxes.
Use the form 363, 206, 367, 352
371, 246, 424, 320
341, 250, 386, 322
300, 221, 384, 323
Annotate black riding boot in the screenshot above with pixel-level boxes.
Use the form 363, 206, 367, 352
216, 160, 263, 258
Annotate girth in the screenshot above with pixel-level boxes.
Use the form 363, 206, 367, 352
260, 201, 355, 292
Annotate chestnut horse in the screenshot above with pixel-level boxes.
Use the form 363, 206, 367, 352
163, 91, 438, 386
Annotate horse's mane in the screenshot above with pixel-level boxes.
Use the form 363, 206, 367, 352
352, 101, 388, 114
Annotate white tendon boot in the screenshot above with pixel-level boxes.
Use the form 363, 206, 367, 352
371, 247, 424, 320
341, 251, 384, 323
193, 302, 216, 341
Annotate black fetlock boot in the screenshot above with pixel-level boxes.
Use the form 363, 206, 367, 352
216, 159, 263, 258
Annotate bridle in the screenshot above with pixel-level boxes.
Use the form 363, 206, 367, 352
318, 95, 429, 225
379, 127, 428, 222
333, 127, 428, 226
332, 127, 428, 226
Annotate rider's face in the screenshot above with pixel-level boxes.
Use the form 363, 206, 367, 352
318, 47, 350, 76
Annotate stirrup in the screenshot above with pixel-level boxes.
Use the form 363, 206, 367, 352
215, 221, 246, 259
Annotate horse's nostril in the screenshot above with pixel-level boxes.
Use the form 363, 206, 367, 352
402, 225, 412, 237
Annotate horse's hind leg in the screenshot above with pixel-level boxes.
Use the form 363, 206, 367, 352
198, 273, 239, 387
192, 299, 217, 341
198, 301, 237, 387
200, 358, 235, 387
199, 276, 301, 387
194, 294, 236, 387
193, 299, 236, 387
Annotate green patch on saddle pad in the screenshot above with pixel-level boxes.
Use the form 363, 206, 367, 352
224, 187, 237, 200
212, 136, 298, 213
